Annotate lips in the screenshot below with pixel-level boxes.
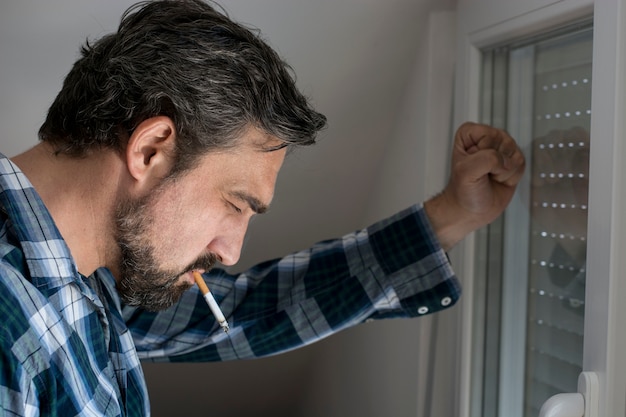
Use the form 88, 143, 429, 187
182, 270, 197, 285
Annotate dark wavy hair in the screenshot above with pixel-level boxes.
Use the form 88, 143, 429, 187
39, 0, 326, 174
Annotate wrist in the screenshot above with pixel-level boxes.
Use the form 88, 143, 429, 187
423, 192, 479, 251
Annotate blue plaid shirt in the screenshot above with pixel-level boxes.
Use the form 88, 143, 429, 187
0, 153, 461, 416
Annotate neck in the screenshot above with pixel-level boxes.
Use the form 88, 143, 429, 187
11, 143, 126, 277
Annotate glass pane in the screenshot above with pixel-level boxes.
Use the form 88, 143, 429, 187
475, 24, 593, 417
524, 29, 592, 416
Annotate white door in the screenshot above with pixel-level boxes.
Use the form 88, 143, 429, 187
452, 1, 626, 416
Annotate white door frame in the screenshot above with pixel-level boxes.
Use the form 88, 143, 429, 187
452, 1, 626, 416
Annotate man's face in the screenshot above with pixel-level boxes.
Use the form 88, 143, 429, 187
114, 128, 287, 311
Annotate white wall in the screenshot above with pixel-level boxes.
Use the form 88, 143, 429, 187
296, 11, 459, 417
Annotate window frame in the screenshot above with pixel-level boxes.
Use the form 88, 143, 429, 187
452, 1, 626, 416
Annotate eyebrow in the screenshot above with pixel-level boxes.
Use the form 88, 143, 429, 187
230, 191, 269, 214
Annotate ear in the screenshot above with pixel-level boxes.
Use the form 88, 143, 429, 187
125, 116, 177, 190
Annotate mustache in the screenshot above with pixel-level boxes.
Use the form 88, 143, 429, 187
184, 252, 220, 275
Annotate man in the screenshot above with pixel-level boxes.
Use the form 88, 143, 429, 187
0, 0, 525, 415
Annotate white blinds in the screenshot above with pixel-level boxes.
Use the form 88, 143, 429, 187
524, 29, 592, 416
474, 25, 593, 417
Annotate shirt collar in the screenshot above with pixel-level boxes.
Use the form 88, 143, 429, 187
0, 153, 80, 290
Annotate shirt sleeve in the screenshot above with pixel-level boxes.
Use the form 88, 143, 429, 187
123, 204, 461, 362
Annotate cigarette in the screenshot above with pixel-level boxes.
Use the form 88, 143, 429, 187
193, 271, 230, 333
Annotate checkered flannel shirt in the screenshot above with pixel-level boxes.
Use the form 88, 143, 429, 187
0, 153, 460, 416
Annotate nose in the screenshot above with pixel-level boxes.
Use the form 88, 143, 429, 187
214, 243, 242, 266
206, 219, 249, 266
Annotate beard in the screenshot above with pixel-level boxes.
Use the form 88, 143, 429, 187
114, 188, 218, 312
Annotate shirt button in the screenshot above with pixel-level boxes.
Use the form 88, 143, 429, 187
418, 306, 429, 315
441, 297, 452, 306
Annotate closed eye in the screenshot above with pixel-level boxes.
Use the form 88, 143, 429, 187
229, 191, 269, 215
228, 201, 243, 214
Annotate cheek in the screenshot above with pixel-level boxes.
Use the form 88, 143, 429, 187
141, 198, 203, 260
159, 200, 226, 249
